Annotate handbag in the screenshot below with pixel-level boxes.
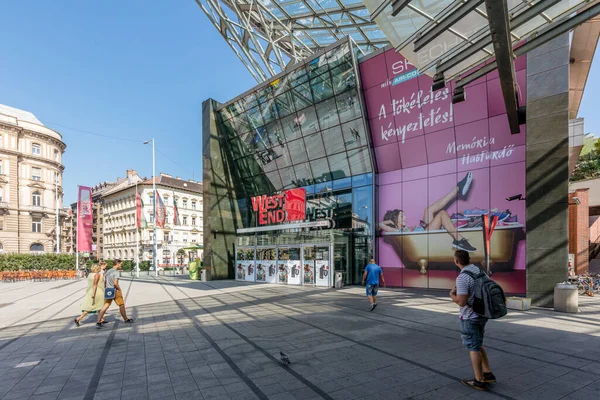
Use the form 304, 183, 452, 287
104, 274, 116, 300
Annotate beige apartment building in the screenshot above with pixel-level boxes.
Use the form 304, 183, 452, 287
0, 104, 67, 253
102, 171, 203, 264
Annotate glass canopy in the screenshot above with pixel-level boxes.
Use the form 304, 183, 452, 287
195, 0, 389, 82
363, 0, 596, 80
197, 0, 599, 86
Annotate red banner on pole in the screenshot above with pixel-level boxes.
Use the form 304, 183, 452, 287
155, 191, 166, 228
77, 186, 93, 252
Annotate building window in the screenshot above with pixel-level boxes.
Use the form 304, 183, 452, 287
191, 217, 196, 226
183, 233, 188, 243
32, 218, 42, 233
192, 201, 196, 210
192, 234, 197, 243
182, 216, 188, 225
54, 149, 59, 161
32, 143, 41, 156
183, 200, 188, 208
0, 161, 3, 175
0, 135, 3, 148
32, 191, 41, 206
32, 167, 41, 181
164, 234, 169, 242
0, 243, 3, 252
0, 187, 3, 202
30, 243, 44, 252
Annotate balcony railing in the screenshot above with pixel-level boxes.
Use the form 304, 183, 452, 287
29, 205, 47, 214
0, 201, 8, 209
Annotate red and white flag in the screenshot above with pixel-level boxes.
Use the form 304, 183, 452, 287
155, 191, 166, 228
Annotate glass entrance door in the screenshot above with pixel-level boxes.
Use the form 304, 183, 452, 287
278, 246, 301, 285
302, 245, 331, 287
314, 245, 331, 287
256, 247, 277, 283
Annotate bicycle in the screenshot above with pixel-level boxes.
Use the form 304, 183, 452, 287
577, 275, 593, 295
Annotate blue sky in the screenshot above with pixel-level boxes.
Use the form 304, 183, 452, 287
1, 2, 599, 204
0, 1, 256, 204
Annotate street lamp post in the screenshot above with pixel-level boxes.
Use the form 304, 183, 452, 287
135, 181, 140, 279
55, 173, 60, 254
144, 139, 158, 277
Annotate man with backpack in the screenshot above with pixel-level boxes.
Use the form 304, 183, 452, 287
450, 250, 500, 391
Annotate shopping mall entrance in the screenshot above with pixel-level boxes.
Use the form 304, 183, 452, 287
234, 229, 367, 287
235, 243, 332, 287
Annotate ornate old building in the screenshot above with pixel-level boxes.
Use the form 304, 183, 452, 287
0, 104, 67, 253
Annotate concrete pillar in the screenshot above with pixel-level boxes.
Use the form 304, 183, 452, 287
202, 99, 240, 280
526, 34, 571, 307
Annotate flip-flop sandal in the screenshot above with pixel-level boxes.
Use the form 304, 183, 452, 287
74, 318, 80, 327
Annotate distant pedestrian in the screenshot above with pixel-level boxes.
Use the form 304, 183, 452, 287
96, 259, 134, 328
450, 250, 496, 391
362, 259, 385, 311
74, 263, 107, 326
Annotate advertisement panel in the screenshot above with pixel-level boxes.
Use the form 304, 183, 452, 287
315, 260, 330, 287
244, 260, 256, 282
235, 248, 255, 281
288, 260, 302, 285
77, 186, 93, 252
256, 248, 277, 283
361, 49, 527, 293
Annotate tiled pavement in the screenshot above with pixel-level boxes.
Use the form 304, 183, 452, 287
1, 276, 600, 399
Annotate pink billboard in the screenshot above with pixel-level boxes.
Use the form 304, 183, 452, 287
360, 49, 527, 293
77, 186, 93, 252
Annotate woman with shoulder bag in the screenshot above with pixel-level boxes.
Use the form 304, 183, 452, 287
74, 263, 107, 326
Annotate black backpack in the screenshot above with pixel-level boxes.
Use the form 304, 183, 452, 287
461, 267, 507, 319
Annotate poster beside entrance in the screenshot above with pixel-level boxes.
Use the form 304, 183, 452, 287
288, 260, 302, 285
235, 245, 332, 286
315, 260, 330, 287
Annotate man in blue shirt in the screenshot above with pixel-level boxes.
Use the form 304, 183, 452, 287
362, 259, 385, 311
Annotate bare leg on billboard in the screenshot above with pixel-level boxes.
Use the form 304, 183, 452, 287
423, 186, 459, 227
422, 177, 477, 252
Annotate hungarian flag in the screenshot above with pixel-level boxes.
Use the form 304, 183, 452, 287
173, 198, 179, 226
136, 191, 147, 229
155, 191, 167, 228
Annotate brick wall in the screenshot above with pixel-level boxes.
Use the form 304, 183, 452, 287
569, 188, 590, 275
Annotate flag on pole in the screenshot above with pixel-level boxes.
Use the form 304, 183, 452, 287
155, 190, 166, 228
173, 198, 179, 226
136, 191, 148, 229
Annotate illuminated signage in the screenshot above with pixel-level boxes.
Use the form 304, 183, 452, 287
251, 188, 306, 226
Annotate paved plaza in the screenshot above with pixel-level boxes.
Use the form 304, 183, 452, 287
1, 277, 600, 400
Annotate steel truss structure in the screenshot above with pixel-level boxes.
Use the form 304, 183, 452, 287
195, 0, 389, 82
363, 0, 600, 134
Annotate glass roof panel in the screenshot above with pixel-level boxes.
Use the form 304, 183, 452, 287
200, 0, 595, 83
362, 0, 592, 79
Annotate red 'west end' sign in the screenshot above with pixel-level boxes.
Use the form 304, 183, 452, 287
251, 188, 306, 225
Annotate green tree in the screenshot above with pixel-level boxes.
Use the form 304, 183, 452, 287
177, 248, 186, 264
571, 138, 600, 182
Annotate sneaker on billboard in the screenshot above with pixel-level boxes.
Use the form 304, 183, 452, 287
453, 238, 477, 252
490, 210, 511, 222
457, 172, 473, 197
451, 213, 466, 220
454, 220, 468, 229
464, 207, 488, 216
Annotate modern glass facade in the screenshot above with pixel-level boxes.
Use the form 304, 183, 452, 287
206, 39, 375, 285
